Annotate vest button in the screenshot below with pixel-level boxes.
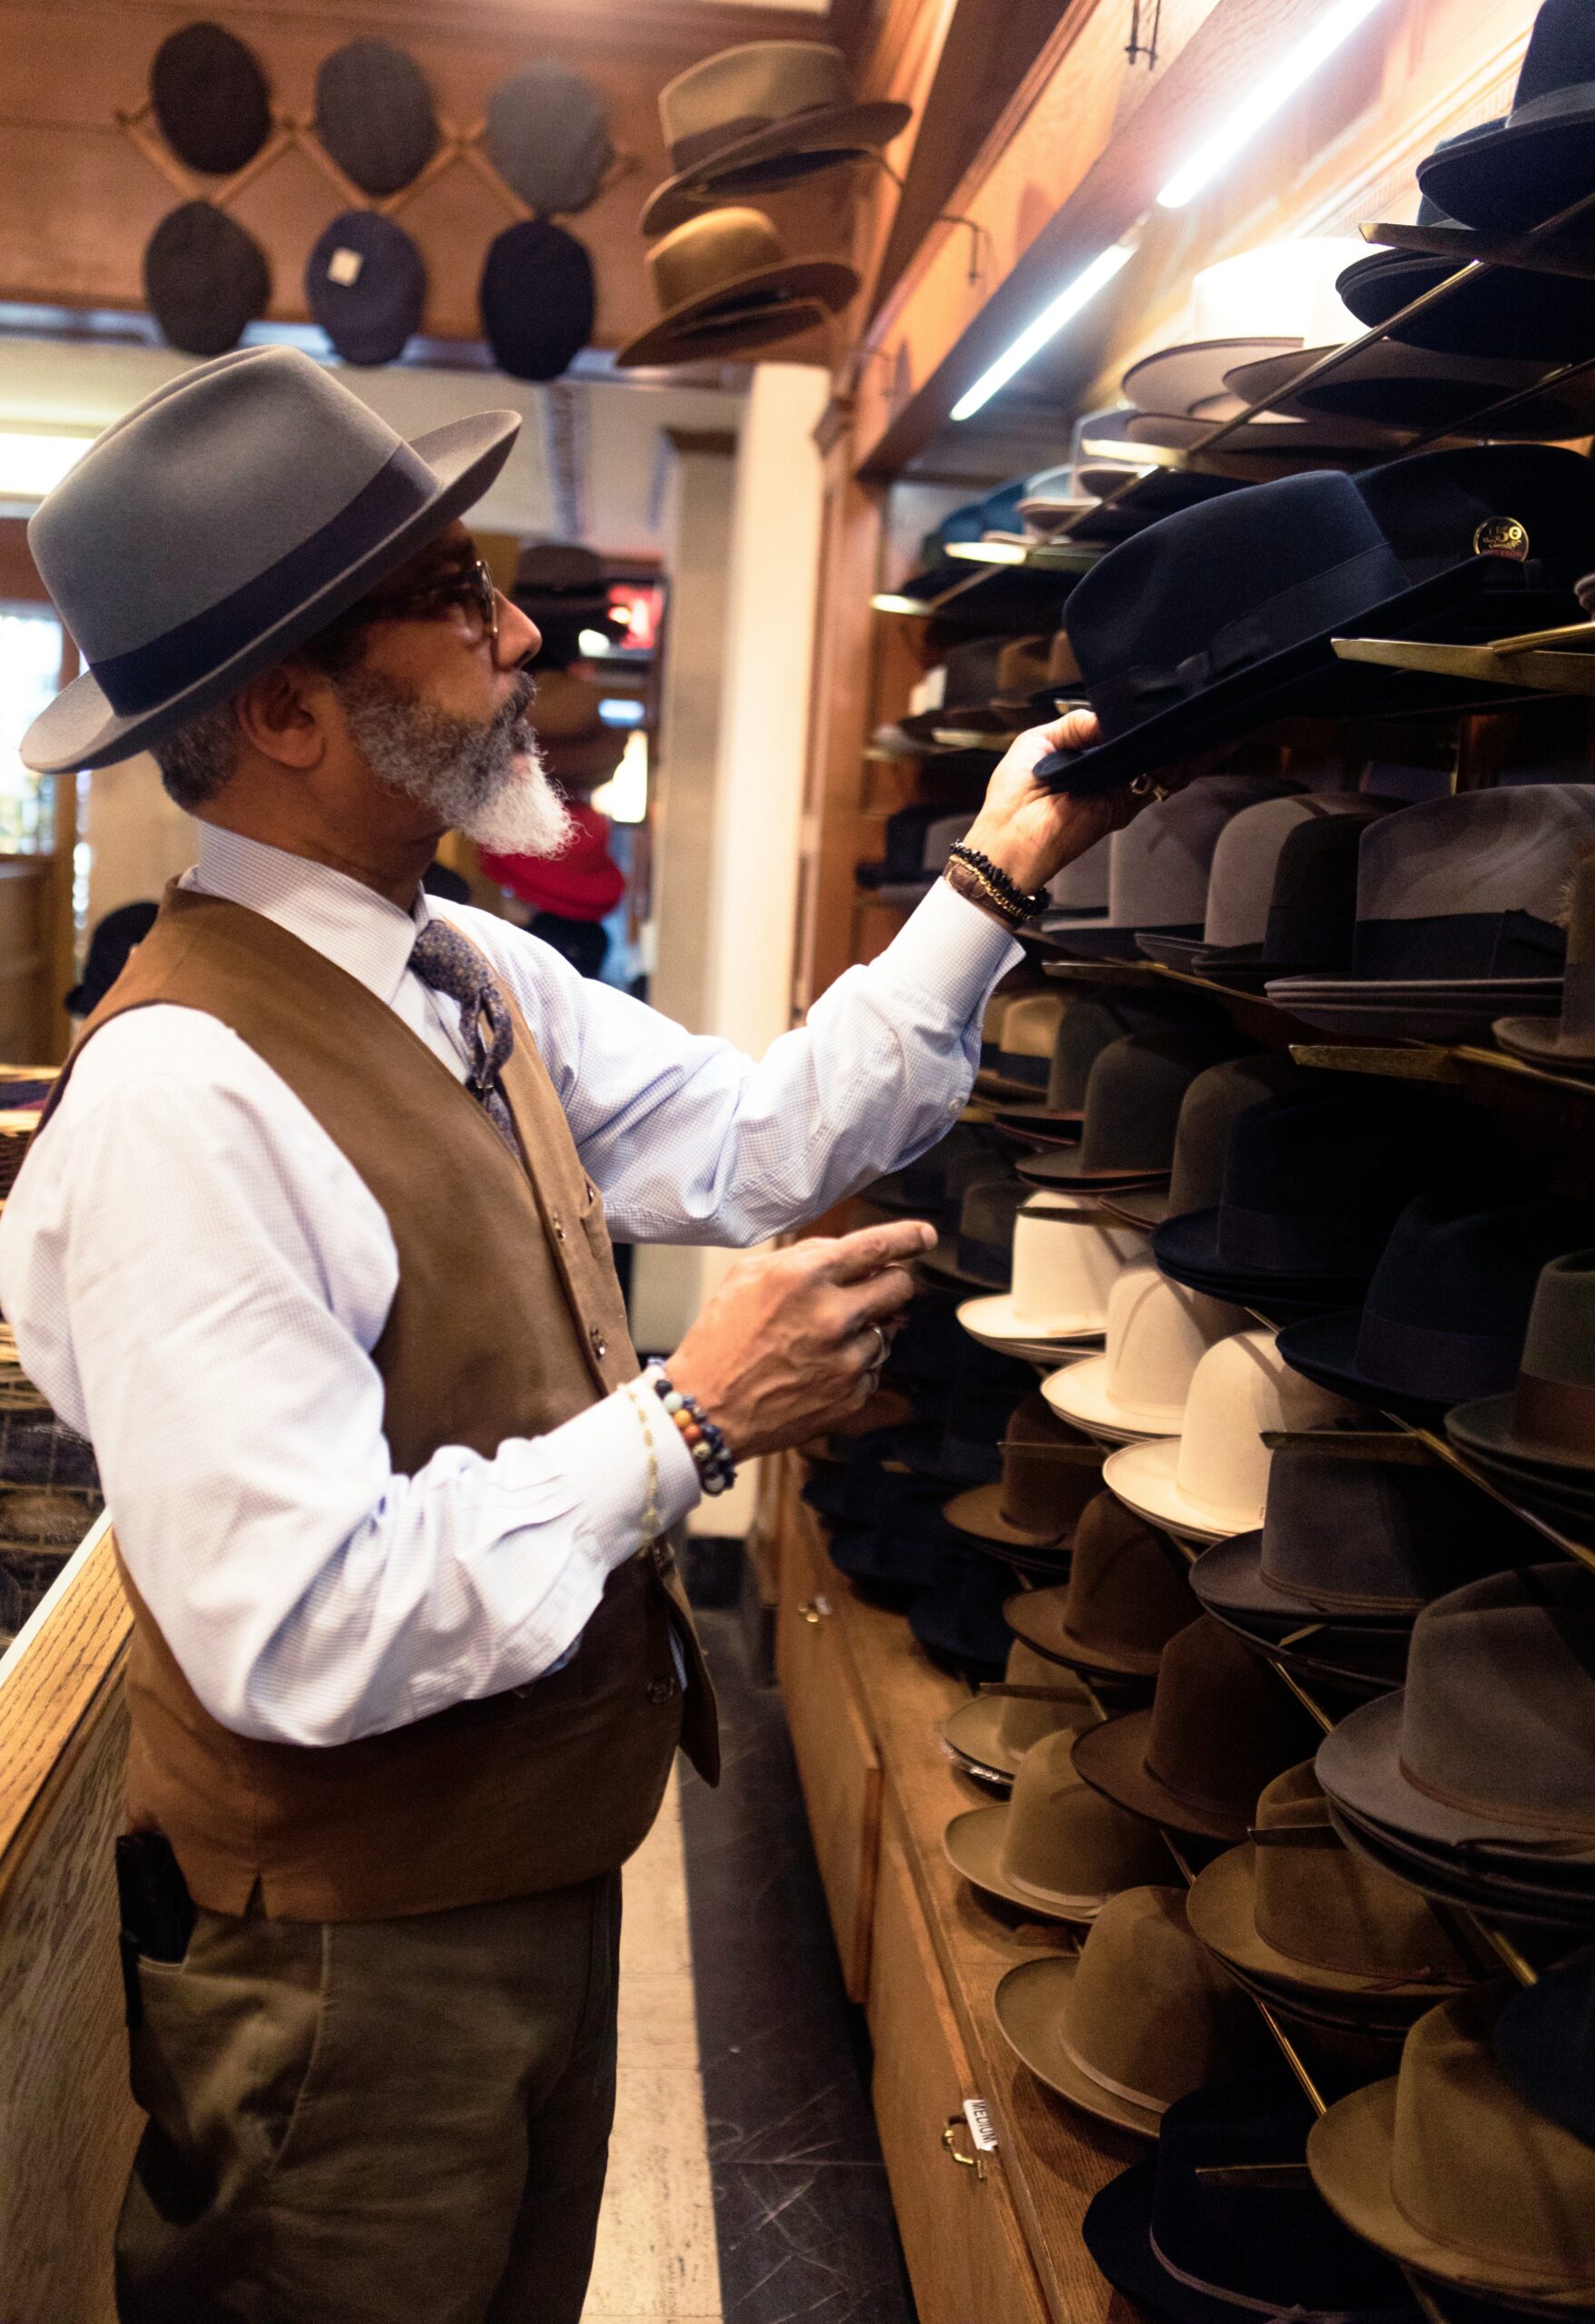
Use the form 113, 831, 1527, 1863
589, 1324, 608, 1359
550, 1210, 566, 1242
646, 1675, 675, 1706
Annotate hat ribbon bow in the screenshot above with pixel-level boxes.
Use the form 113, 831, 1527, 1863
1110, 616, 1277, 716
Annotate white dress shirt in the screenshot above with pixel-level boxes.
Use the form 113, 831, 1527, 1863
0, 827, 1018, 1748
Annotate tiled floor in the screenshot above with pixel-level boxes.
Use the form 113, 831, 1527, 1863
586, 1607, 916, 2324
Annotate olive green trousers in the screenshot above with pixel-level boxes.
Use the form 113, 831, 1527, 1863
115, 1871, 622, 2324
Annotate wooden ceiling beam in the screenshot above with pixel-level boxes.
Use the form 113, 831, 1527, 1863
842, 0, 1347, 478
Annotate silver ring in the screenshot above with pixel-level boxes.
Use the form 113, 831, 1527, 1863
864, 1323, 889, 1374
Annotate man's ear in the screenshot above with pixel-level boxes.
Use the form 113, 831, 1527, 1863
233, 659, 329, 771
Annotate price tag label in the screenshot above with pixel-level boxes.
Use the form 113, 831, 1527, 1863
964, 2098, 998, 2154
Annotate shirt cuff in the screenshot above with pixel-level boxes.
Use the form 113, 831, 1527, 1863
556, 1382, 704, 1572
874, 876, 1024, 1022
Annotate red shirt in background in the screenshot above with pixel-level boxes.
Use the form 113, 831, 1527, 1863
479, 803, 625, 923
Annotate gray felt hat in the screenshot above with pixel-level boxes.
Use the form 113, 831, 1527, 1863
22, 347, 518, 774
486, 65, 614, 214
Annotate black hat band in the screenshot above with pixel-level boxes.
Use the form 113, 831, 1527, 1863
1355, 1307, 1524, 1403
1217, 1201, 1384, 1277
1511, 76, 1595, 129
1352, 909, 1565, 980
669, 101, 836, 176
91, 447, 433, 717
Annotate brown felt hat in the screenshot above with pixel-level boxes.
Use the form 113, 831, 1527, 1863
994, 1886, 1270, 2135
1070, 1616, 1316, 1843
942, 1393, 1102, 1552
1308, 1982, 1595, 2309
1186, 1762, 1479, 2008
1004, 1492, 1199, 1679
940, 1641, 1098, 1779
618, 208, 857, 370
945, 1730, 1173, 1925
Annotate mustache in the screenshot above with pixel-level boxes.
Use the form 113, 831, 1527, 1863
497, 668, 538, 750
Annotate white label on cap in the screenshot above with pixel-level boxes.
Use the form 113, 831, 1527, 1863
329, 246, 364, 288
964, 2098, 998, 2153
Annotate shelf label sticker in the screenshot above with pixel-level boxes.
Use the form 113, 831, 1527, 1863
964, 2098, 998, 2153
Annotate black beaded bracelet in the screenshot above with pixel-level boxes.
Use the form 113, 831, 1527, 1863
944, 842, 1049, 922
645, 1364, 737, 1496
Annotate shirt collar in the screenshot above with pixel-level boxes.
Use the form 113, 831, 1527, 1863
185, 826, 430, 1009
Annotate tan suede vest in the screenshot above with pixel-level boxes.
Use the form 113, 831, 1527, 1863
34, 884, 718, 1920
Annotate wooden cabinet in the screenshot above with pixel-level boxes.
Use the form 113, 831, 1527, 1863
774, 1500, 881, 2001
871, 1837, 1051, 2324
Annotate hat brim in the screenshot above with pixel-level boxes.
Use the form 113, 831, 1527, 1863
1190, 1531, 1421, 1631
25, 410, 521, 775
943, 1482, 1072, 1551
1152, 1210, 1369, 1309
615, 258, 858, 369
1101, 1185, 1175, 1232
1273, 1310, 1456, 1427
1337, 249, 1595, 366
1329, 1797, 1595, 1924
994, 1956, 1165, 2133
1038, 921, 1201, 959
1492, 1013, 1595, 1070
940, 1697, 1020, 1780
957, 1293, 1108, 1348
944, 1806, 1109, 1922
1228, 340, 1595, 439
1186, 1845, 1462, 2007
1122, 337, 1304, 421
1042, 1354, 1182, 1445
640, 101, 912, 236
1316, 1689, 1595, 1862
1101, 1438, 1257, 1545
1070, 1704, 1258, 1843
1015, 1150, 1168, 1193
990, 1107, 1086, 1147
1444, 1391, 1595, 1479
1417, 116, 1595, 237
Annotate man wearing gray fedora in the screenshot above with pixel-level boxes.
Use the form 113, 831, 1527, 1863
0, 348, 1116, 2322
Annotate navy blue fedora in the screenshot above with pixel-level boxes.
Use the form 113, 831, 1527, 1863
1034, 447, 1595, 795
825, 1504, 968, 1598
306, 212, 426, 368
21, 348, 518, 775
1083, 2073, 1415, 2324
909, 1550, 1019, 1678
1417, 0, 1595, 232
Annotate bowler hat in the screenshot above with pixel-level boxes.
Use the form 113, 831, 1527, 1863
1039, 775, 1297, 957
1044, 1257, 1245, 1443
1415, 0, 1595, 232
1494, 846, 1595, 1069
1109, 1053, 1306, 1236
64, 901, 159, 1018
1137, 793, 1387, 981
1315, 1564, 1595, 1872
641, 42, 910, 238
22, 348, 518, 774
143, 201, 271, 358
956, 1195, 1144, 1347
306, 212, 426, 367
1188, 1763, 1479, 2011
1033, 448, 1595, 796
1492, 1946, 1595, 2147
1338, 122, 1595, 365
1308, 1981, 1595, 2309
618, 209, 856, 370
1071, 1614, 1318, 1843
1277, 1191, 1595, 1423
940, 1640, 1098, 1779
995, 1887, 1271, 2133
909, 1549, 1020, 1676
486, 65, 613, 214
945, 1729, 1172, 1923
1192, 1433, 1542, 1635
479, 220, 595, 381
1017, 1029, 1248, 1193
942, 1394, 1103, 1553
150, 23, 271, 176
1086, 2075, 1416, 2324
1154, 1084, 1476, 1308
1448, 1246, 1595, 1476
1004, 1489, 1198, 1678
315, 40, 438, 197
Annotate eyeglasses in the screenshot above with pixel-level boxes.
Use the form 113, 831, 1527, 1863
333, 554, 502, 655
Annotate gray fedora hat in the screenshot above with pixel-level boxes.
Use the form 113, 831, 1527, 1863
22, 346, 518, 774
486, 65, 614, 215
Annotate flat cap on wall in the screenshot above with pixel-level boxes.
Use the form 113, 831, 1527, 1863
306, 212, 427, 369
150, 22, 272, 177
315, 39, 439, 197
486, 65, 614, 215
143, 201, 271, 358
478, 220, 595, 381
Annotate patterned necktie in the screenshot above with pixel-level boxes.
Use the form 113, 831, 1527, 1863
409, 918, 519, 1157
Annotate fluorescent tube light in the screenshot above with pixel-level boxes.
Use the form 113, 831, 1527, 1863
950, 241, 1135, 421
1157, 0, 1392, 210
0, 430, 93, 500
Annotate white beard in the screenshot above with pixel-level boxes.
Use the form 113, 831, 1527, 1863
330, 668, 576, 859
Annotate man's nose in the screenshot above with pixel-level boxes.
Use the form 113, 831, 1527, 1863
496, 591, 538, 666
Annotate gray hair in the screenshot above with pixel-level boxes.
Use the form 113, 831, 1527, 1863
151, 698, 242, 811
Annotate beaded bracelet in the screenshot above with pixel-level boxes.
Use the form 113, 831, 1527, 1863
645, 1364, 737, 1496
945, 842, 1049, 923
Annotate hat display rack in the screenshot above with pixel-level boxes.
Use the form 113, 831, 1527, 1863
119, 25, 631, 374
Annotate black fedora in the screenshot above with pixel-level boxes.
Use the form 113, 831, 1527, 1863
1227, 340, 1595, 441
1492, 1946, 1595, 2146
1110, 1054, 1307, 1236
1034, 448, 1595, 796
1153, 1084, 1475, 1308
1038, 775, 1299, 959
854, 803, 971, 900
306, 212, 426, 368
1448, 1248, 1595, 1477
1191, 1433, 1545, 1634
910, 1551, 1025, 1678
1255, 800, 1399, 977
150, 23, 271, 176
826, 1502, 969, 1599
486, 65, 613, 215
1137, 793, 1391, 983
479, 221, 595, 382
1017, 1029, 1248, 1194
143, 201, 271, 358
1416, 0, 1595, 232
22, 349, 518, 775
1083, 2073, 1415, 2324
315, 39, 438, 197
1277, 1192, 1595, 1424
1337, 124, 1595, 366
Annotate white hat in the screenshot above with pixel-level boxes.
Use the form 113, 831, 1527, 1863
958, 1196, 1145, 1349
1121, 239, 1366, 420
1101, 1327, 1360, 1540
1043, 1257, 1247, 1443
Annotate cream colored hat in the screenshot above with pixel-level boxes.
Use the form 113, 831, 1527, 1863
1102, 1328, 1359, 1541
944, 1729, 1172, 1924
1308, 1982, 1595, 2310
984, 990, 1070, 1093
1121, 238, 1365, 420
1186, 1762, 1479, 2007
1043, 1257, 1246, 1443
994, 1886, 1269, 2135
957, 1196, 1145, 1349
940, 1641, 1098, 1778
